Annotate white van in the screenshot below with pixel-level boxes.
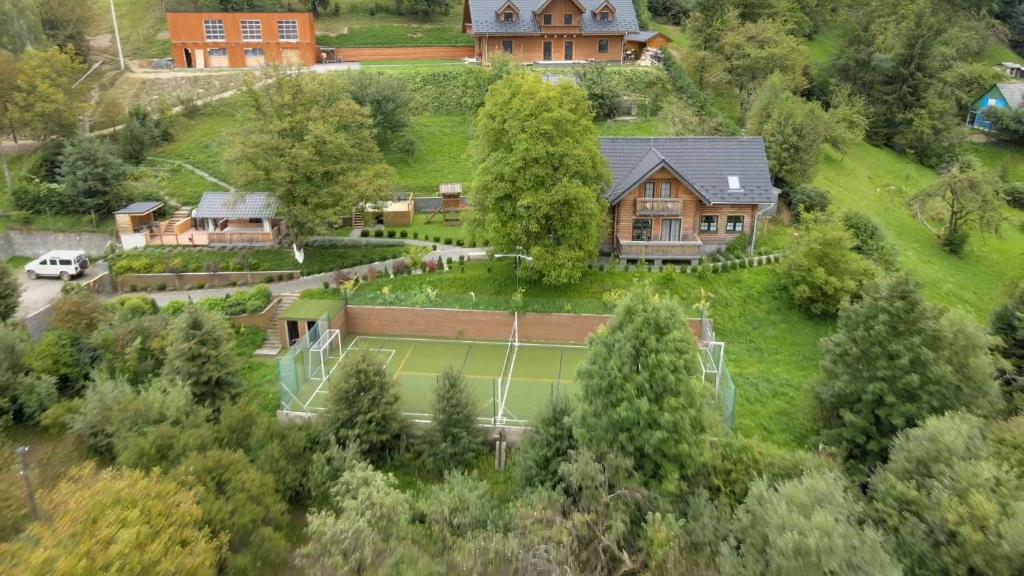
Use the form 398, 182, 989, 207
24, 250, 90, 281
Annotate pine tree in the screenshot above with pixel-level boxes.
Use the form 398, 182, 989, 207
326, 349, 403, 464
576, 284, 714, 495
422, 366, 483, 474
59, 133, 126, 216
512, 392, 576, 490
816, 274, 1003, 477
992, 283, 1024, 413
162, 305, 241, 408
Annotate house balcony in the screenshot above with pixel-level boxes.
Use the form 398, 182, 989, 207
635, 197, 683, 216
619, 237, 702, 260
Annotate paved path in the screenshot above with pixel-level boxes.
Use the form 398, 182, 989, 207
110, 244, 488, 305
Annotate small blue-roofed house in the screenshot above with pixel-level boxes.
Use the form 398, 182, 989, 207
967, 83, 1024, 130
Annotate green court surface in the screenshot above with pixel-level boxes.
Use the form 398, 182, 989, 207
284, 335, 588, 425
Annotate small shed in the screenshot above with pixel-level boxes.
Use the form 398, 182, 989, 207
624, 31, 671, 54
997, 62, 1024, 79
967, 82, 1024, 130
115, 201, 165, 250
194, 192, 284, 246
279, 299, 345, 347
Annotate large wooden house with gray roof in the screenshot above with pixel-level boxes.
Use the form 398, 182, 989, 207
462, 0, 642, 63
600, 137, 778, 262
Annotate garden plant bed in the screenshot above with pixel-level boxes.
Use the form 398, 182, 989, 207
108, 245, 408, 277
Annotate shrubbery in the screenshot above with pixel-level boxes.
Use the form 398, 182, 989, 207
784, 185, 832, 220
199, 285, 273, 317
109, 246, 405, 276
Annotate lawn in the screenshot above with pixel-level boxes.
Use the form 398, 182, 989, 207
965, 141, 1024, 183
342, 261, 829, 448
376, 213, 475, 243
815, 142, 1024, 320
385, 115, 475, 195
149, 98, 251, 189
315, 12, 471, 48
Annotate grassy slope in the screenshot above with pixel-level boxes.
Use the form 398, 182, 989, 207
316, 13, 472, 47
816, 143, 1024, 319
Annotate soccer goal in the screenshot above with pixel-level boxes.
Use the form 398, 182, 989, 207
308, 328, 344, 383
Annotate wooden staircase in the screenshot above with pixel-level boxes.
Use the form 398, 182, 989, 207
351, 209, 364, 229
253, 293, 299, 357
161, 206, 192, 233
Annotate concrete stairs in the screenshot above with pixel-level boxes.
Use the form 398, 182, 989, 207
252, 293, 299, 357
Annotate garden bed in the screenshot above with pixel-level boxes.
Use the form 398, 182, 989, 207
108, 245, 407, 277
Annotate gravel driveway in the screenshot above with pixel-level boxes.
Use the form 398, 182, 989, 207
16, 264, 106, 319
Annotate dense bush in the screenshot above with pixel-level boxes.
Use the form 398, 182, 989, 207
723, 234, 750, 260
841, 210, 898, 269
109, 246, 405, 276
781, 214, 875, 316
1003, 182, 1024, 210
784, 185, 832, 220
199, 285, 273, 317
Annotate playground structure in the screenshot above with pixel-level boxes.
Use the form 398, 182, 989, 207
426, 183, 467, 226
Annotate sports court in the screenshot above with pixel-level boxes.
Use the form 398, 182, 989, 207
281, 334, 588, 426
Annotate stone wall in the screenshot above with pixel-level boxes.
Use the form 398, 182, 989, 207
0, 230, 115, 259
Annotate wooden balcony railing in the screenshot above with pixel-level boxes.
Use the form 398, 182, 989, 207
635, 197, 682, 216
619, 240, 702, 259
208, 227, 280, 246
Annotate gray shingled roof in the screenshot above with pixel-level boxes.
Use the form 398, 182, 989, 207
194, 192, 278, 219
115, 201, 164, 215
467, 0, 638, 35
600, 137, 777, 205
624, 30, 660, 43
997, 83, 1024, 109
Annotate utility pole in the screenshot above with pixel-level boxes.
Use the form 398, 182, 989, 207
109, 0, 125, 71
15, 446, 40, 522
495, 246, 533, 295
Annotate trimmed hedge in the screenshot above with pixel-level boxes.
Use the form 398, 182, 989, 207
109, 246, 406, 276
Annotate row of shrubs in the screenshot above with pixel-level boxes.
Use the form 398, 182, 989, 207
110, 246, 406, 276
359, 227, 483, 248
122, 272, 299, 293
589, 253, 783, 273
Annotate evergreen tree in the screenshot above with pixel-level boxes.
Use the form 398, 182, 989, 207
59, 134, 126, 216
576, 284, 713, 495
471, 72, 610, 285
161, 305, 242, 408
325, 349, 403, 464
869, 413, 1024, 576
718, 471, 901, 575
422, 366, 484, 474
992, 283, 1024, 413
512, 392, 577, 491
0, 263, 20, 321
816, 274, 1003, 477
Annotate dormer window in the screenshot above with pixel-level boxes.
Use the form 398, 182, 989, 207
728, 176, 742, 190
593, 2, 616, 21
496, 1, 519, 23
503, 11, 514, 21
599, 10, 610, 21
563, 13, 573, 25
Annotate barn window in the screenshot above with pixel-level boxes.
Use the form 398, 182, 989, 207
244, 48, 265, 57
502, 40, 513, 53
598, 39, 608, 53
203, 19, 225, 41
240, 20, 262, 41
278, 20, 299, 41
207, 48, 227, 57
543, 13, 552, 24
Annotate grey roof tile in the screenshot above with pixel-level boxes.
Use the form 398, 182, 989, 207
624, 30, 660, 43
997, 83, 1024, 109
600, 137, 777, 205
115, 201, 164, 215
194, 192, 278, 220
468, 0, 638, 35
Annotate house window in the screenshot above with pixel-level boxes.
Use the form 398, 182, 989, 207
660, 181, 671, 198
564, 13, 573, 25
700, 215, 718, 233
632, 219, 652, 241
543, 41, 552, 60
245, 48, 265, 57
240, 20, 262, 41
726, 215, 744, 233
503, 11, 514, 21
599, 10, 610, 20
986, 98, 999, 107
278, 20, 299, 41
661, 218, 681, 242
643, 182, 655, 198
208, 48, 228, 57
501, 40, 513, 53
543, 13, 552, 25
598, 39, 608, 53
203, 19, 225, 41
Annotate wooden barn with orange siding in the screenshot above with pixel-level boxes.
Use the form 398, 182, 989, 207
167, 11, 318, 69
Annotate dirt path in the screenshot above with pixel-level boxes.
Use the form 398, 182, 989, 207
147, 156, 235, 192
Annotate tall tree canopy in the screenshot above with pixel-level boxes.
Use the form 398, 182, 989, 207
746, 74, 828, 187
816, 274, 1003, 477
232, 70, 396, 244
576, 284, 713, 495
8, 47, 83, 140
471, 72, 610, 285
161, 305, 242, 408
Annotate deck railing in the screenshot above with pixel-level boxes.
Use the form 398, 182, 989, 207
208, 227, 279, 245
635, 197, 683, 216
619, 240, 701, 259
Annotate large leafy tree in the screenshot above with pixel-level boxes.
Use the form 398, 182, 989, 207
912, 157, 1004, 254
471, 72, 610, 285
780, 212, 875, 316
345, 71, 412, 151
869, 413, 1024, 576
326, 349, 403, 464
816, 273, 1003, 477
576, 284, 713, 495
8, 47, 83, 140
232, 69, 396, 244
746, 74, 829, 187
0, 463, 221, 575
0, 0, 46, 54
421, 366, 484, 474
718, 471, 901, 576
719, 18, 808, 107
59, 134, 127, 216
161, 305, 242, 408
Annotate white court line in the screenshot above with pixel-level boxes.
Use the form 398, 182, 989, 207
350, 335, 588, 349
